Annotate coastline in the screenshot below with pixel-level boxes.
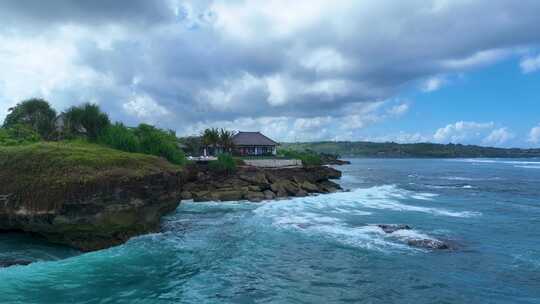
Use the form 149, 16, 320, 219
0, 142, 344, 252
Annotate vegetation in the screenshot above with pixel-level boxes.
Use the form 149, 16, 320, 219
209, 153, 237, 173
0, 141, 181, 195
63, 103, 110, 140
278, 149, 323, 166
281, 141, 540, 158
201, 128, 236, 155
1, 98, 186, 166
98, 123, 140, 153
133, 124, 185, 165
3, 98, 57, 139
97, 123, 186, 165
0, 124, 41, 146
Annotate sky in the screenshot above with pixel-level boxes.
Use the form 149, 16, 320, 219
0, 0, 539, 147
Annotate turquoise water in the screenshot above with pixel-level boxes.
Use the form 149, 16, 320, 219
1, 159, 540, 303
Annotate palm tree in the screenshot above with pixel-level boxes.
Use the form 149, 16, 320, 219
202, 128, 220, 156
219, 129, 236, 153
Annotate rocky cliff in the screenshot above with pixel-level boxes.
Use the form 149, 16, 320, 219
182, 165, 342, 202
0, 142, 185, 251
0, 142, 343, 252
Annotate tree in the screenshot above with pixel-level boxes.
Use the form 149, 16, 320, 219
219, 129, 236, 153
202, 128, 220, 155
63, 103, 110, 140
3, 98, 57, 139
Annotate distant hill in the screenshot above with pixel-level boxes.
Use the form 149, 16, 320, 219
280, 141, 540, 158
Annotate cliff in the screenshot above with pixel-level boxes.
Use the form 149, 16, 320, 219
182, 165, 342, 202
0, 142, 184, 251
0, 142, 342, 252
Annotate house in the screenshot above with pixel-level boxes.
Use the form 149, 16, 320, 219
232, 131, 278, 156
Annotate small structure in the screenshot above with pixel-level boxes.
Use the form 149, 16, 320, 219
232, 131, 278, 156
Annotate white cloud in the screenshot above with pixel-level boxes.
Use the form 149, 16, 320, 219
123, 94, 171, 122
482, 128, 515, 146
433, 121, 494, 143
528, 124, 540, 144
386, 103, 409, 116
520, 54, 540, 74
421, 76, 446, 92
1, 1, 540, 143
300, 47, 347, 73
441, 49, 511, 70
265, 74, 288, 106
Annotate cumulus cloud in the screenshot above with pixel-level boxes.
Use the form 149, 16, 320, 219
520, 54, 540, 74
528, 124, 540, 144
0, 1, 539, 141
433, 121, 494, 143
482, 128, 515, 146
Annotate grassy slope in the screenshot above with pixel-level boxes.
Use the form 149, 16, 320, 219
0, 141, 181, 193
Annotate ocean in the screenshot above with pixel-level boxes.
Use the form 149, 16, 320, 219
1, 158, 539, 303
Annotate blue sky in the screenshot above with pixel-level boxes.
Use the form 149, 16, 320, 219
0, 1, 539, 147
362, 57, 540, 147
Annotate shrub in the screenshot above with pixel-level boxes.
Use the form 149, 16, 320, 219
278, 149, 322, 166
3, 98, 57, 139
209, 153, 237, 173
0, 124, 41, 146
98, 123, 140, 153
134, 124, 186, 165
63, 103, 110, 140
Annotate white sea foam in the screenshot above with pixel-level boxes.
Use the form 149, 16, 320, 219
252, 184, 478, 252
514, 165, 540, 169
450, 159, 540, 165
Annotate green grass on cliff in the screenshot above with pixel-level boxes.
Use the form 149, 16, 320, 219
0, 141, 182, 191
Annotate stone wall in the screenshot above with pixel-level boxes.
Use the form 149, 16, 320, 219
243, 159, 302, 168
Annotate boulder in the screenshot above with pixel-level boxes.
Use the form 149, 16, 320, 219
407, 239, 450, 250
263, 190, 276, 200
300, 181, 319, 192
377, 224, 412, 234
180, 191, 193, 200
216, 190, 244, 201
245, 191, 265, 202
295, 189, 309, 197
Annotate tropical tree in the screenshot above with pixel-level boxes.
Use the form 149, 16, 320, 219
219, 129, 236, 153
202, 128, 220, 155
2, 98, 57, 139
63, 103, 110, 140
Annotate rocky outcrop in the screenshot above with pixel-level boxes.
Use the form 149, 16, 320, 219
376, 224, 452, 250
0, 171, 184, 252
183, 165, 342, 203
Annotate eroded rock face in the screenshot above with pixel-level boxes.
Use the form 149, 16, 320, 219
0, 171, 184, 252
182, 165, 342, 203
0, 259, 33, 268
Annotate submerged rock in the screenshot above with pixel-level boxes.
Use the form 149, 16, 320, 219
377, 224, 412, 234
375, 224, 451, 250
0, 259, 33, 268
407, 239, 450, 250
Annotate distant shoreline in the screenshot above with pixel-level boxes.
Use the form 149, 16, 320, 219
281, 141, 540, 159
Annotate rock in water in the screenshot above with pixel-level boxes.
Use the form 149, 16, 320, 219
0, 259, 33, 268
377, 224, 412, 234
407, 239, 450, 250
